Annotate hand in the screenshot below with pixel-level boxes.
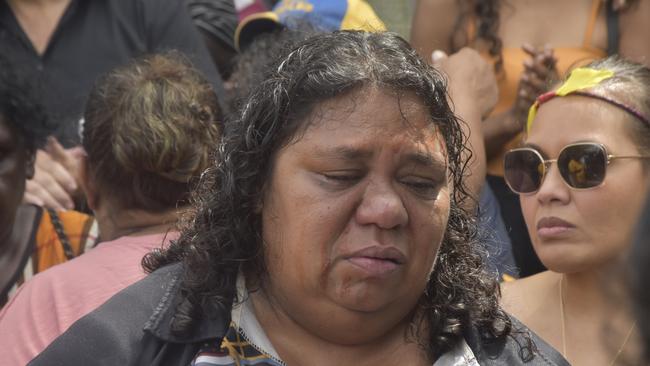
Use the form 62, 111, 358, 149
512, 44, 559, 126
23, 137, 84, 210
432, 47, 499, 118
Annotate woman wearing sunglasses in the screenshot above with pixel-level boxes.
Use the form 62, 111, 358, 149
501, 57, 650, 365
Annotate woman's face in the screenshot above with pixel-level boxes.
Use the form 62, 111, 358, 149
521, 97, 650, 273
260, 88, 451, 342
0, 116, 30, 240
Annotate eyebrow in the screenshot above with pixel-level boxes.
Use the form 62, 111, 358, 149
315, 146, 373, 161
403, 152, 447, 173
521, 142, 544, 152
314, 146, 446, 171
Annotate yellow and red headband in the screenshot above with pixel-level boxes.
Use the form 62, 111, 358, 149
526, 67, 650, 132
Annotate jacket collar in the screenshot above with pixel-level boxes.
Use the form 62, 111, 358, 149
142, 263, 232, 343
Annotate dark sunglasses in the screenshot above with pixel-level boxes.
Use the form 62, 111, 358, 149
504, 142, 650, 194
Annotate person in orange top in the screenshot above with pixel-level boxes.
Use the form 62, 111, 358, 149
411, 0, 650, 277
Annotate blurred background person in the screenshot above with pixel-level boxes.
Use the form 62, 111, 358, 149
0, 53, 222, 366
411, 0, 650, 278
0, 55, 96, 308
1, 0, 226, 212
630, 188, 650, 364
501, 57, 650, 365
188, 0, 239, 80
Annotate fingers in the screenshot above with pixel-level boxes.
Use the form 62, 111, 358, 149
523, 58, 552, 78
521, 43, 537, 58
520, 72, 547, 95
45, 137, 84, 188
23, 189, 45, 207
24, 179, 72, 211
44, 136, 69, 163
28, 150, 77, 210
35, 150, 78, 193
521, 44, 558, 78
516, 87, 537, 107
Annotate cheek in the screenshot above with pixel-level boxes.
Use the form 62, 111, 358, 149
409, 190, 451, 271
519, 196, 537, 232
0, 157, 27, 203
262, 184, 354, 292
585, 183, 649, 245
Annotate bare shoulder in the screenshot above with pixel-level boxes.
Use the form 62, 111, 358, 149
500, 271, 560, 322
410, 0, 465, 58
619, 0, 650, 66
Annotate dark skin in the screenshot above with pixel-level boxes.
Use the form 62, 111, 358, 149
0, 116, 38, 297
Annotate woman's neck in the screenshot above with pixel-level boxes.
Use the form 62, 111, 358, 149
561, 262, 627, 315
7, 0, 72, 55
558, 266, 639, 364
95, 206, 181, 242
562, 270, 607, 311
248, 286, 431, 366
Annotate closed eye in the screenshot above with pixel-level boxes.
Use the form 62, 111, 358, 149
400, 177, 442, 199
320, 171, 364, 189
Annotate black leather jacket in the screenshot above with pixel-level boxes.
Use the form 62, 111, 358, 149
29, 263, 569, 366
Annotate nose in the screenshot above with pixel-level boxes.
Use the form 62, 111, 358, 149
355, 178, 408, 229
535, 163, 571, 205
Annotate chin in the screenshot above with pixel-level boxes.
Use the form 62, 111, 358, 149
334, 284, 400, 312
538, 251, 613, 274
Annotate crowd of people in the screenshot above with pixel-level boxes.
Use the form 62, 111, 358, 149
0, 0, 649, 365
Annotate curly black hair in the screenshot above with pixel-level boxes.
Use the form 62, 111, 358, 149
224, 26, 315, 117
144, 30, 510, 361
0, 55, 49, 150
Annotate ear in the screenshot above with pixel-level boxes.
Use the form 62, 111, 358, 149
25, 149, 36, 179
79, 155, 100, 211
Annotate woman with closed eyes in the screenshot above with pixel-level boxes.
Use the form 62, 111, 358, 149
501, 56, 650, 365
29, 31, 567, 366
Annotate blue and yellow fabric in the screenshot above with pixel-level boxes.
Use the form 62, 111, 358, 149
235, 0, 386, 50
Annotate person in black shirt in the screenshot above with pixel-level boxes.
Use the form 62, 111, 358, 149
188, 0, 239, 80
1, 0, 226, 210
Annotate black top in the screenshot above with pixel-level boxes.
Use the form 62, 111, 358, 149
29, 262, 569, 366
0, 0, 225, 147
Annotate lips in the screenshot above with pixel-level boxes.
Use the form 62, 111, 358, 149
344, 246, 406, 276
536, 216, 575, 239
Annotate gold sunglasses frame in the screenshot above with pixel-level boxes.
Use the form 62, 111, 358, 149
504, 142, 650, 195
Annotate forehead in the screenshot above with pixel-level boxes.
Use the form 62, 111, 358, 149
527, 96, 635, 152
299, 87, 440, 143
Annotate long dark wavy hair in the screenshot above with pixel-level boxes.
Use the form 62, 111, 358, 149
451, 0, 503, 71
144, 30, 510, 360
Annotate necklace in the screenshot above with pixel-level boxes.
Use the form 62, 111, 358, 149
558, 275, 636, 366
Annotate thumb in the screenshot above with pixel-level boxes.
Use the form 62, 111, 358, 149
44, 136, 71, 164
431, 50, 448, 65
67, 146, 87, 160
